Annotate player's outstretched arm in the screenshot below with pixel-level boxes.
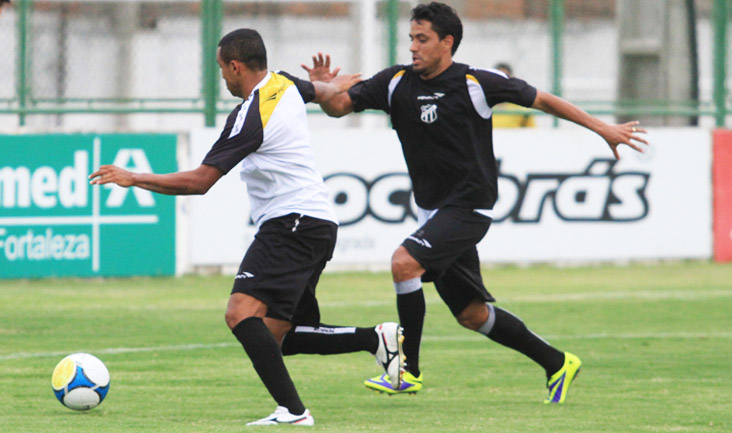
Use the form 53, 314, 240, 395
89, 164, 223, 196
312, 73, 361, 104
531, 90, 648, 160
302, 52, 355, 118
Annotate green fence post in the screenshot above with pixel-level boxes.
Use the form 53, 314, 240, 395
387, 0, 399, 66
201, 0, 222, 127
713, 0, 728, 127
16, 0, 30, 126
550, 0, 564, 127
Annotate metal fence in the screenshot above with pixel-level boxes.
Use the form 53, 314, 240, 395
0, 0, 730, 130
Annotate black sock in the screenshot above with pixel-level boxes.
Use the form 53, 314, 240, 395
397, 290, 425, 377
281, 324, 378, 356
232, 317, 305, 415
487, 307, 564, 378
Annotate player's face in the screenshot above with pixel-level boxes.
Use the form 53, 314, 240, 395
216, 48, 243, 98
409, 19, 453, 79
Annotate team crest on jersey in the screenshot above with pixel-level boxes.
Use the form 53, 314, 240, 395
420, 104, 438, 124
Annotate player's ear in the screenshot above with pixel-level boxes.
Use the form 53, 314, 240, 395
232, 60, 249, 75
441, 35, 454, 54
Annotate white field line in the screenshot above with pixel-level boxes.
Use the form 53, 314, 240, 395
320, 289, 732, 308
2, 289, 729, 361
43, 289, 731, 312
0, 343, 236, 361
501, 289, 732, 302
2, 332, 731, 362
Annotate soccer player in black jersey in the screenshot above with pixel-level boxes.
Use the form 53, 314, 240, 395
90, 29, 406, 426
304, 2, 647, 403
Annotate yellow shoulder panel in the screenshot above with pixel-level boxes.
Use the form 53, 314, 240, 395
258, 72, 295, 129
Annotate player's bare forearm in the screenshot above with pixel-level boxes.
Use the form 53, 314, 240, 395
312, 74, 361, 105
531, 90, 648, 159
129, 172, 206, 195
531, 91, 604, 131
304, 53, 357, 117
89, 164, 222, 195
317, 92, 354, 118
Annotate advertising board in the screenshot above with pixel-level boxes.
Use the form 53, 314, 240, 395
0, 134, 176, 278
187, 128, 712, 268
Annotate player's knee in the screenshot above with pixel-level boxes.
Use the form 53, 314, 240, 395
225, 293, 267, 330
391, 246, 423, 281
224, 308, 242, 330
456, 302, 490, 331
224, 304, 252, 330
390, 248, 408, 273
456, 315, 484, 331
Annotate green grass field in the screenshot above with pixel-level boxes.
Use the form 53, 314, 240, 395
1, 261, 731, 432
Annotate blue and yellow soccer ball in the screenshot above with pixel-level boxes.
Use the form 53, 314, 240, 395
51, 353, 110, 411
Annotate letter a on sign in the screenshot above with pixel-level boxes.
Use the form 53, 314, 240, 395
106, 149, 155, 207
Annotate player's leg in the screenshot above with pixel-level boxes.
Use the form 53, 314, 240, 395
361, 248, 423, 394
456, 298, 581, 403
392, 245, 426, 380
281, 324, 379, 355
399, 207, 491, 375
366, 207, 491, 394
281, 322, 404, 386
436, 249, 580, 403
453, 297, 565, 376
226, 293, 309, 422
226, 214, 335, 425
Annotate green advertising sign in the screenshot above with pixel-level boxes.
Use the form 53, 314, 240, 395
0, 134, 176, 278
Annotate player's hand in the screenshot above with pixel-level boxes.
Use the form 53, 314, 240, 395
301, 52, 340, 83
89, 165, 135, 187
331, 73, 362, 93
603, 121, 648, 160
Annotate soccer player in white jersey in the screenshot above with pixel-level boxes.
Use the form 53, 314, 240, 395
90, 28, 405, 426
303, 2, 648, 404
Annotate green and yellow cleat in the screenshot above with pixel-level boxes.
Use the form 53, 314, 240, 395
544, 352, 582, 404
364, 371, 422, 395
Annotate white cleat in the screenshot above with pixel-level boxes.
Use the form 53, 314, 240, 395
373, 322, 405, 389
246, 406, 314, 426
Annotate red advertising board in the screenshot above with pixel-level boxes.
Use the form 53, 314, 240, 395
713, 130, 732, 262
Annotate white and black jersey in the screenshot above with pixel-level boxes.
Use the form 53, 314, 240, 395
203, 71, 337, 227
348, 62, 537, 212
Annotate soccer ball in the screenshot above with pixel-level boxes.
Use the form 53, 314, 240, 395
51, 353, 110, 411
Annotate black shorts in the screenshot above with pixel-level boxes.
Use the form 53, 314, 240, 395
231, 213, 337, 326
402, 207, 495, 316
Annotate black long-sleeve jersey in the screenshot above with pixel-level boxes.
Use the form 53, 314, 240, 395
348, 62, 537, 211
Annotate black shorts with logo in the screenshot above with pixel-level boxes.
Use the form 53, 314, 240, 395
231, 213, 337, 326
402, 207, 495, 316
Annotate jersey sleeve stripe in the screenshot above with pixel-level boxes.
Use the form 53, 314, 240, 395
387, 70, 406, 108
466, 74, 492, 120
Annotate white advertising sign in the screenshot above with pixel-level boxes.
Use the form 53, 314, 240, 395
187, 127, 712, 268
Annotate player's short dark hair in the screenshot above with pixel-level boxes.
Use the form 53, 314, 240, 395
494, 62, 513, 76
411, 2, 463, 55
218, 28, 267, 71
